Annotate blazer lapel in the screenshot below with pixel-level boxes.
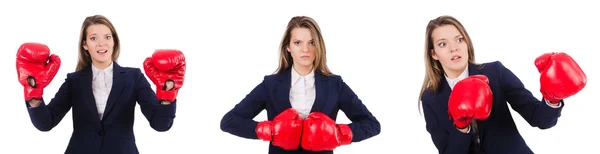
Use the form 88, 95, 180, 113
80, 67, 102, 128
101, 63, 126, 121
435, 76, 453, 121
310, 72, 329, 113
275, 69, 292, 111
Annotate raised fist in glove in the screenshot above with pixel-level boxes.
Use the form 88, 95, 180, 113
16, 42, 61, 101
535, 52, 587, 103
143, 49, 186, 102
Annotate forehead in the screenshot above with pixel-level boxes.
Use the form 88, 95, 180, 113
86, 24, 112, 35
431, 25, 462, 40
290, 27, 313, 39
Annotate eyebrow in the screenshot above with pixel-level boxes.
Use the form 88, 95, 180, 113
292, 39, 314, 42
436, 34, 463, 43
88, 33, 112, 36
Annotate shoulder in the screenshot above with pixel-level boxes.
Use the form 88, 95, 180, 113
256, 73, 282, 89
65, 71, 79, 79
121, 66, 143, 74
473, 61, 512, 79
477, 61, 509, 73
421, 89, 436, 106
65, 70, 84, 81
263, 73, 280, 84
326, 74, 343, 82
123, 67, 147, 82
263, 73, 278, 81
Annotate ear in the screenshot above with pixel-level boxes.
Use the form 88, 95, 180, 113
83, 41, 88, 50
431, 49, 439, 60
286, 46, 291, 53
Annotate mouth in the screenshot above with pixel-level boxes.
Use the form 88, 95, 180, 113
97, 50, 108, 54
301, 56, 311, 59
451, 56, 462, 61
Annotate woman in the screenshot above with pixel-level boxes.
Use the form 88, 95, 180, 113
16, 15, 186, 154
220, 16, 381, 154
418, 15, 586, 154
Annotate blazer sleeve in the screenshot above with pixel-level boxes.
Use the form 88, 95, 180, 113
26, 76, 73, 131
220, 76, 269, 139
337, 77, 381, 142
135, 68, 176, 132
496, 61, 563, 129
422, 91, 472, 154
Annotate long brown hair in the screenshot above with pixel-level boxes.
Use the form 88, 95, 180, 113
274, 16, 333, 76
76, 15, 121, 72
418, 15, 477, 115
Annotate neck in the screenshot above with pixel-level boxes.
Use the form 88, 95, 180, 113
444, 66, 466, 79
92, 61, 112, 70
293, 64, 314, 76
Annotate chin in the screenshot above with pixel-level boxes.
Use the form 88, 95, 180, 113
94, 59, 111, 63
455, 63, 468, 70
299, 62, 313, 67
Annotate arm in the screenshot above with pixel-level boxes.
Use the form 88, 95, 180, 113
220, 77, 268, 139
337, 79, 381, 142
26, 78, 73, 131
422, 93, 472, 154
136, 69, 176, 132
497, 62, 563, 129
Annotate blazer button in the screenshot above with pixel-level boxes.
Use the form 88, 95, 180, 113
98, 131, 104, 136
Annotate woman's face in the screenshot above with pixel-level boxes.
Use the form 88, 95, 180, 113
83, 24, 114, 66
430, 25, 469, 76
286, 27, 316, 69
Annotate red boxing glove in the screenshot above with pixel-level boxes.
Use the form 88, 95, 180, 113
16, 42, 61, 101
301, 112, 352, 151
256, 108, 303, 150
535, 52, 587, 103
448, 75, 493, 129
143, 49, 186, 102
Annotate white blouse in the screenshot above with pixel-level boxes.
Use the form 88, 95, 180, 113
289, 66, 316, 119
91, 62, 113, 120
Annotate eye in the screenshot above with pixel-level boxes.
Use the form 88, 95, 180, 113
106, 36, 112, 40
90, 37, 96, 41
310, 41, 315, 46
294, 41, 300, 45
438, 42, 446, 47
457, 37, 464, 43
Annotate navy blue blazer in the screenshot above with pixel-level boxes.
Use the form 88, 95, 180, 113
25, 62, 177, 154
220, 68, 381, 154
421, 61, 564, 154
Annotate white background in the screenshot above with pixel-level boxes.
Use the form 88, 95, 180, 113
0, 0, 598, 153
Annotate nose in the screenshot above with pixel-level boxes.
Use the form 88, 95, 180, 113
98, 38, 109, 47
301, 44, 309, 53
449, 42, 459, 53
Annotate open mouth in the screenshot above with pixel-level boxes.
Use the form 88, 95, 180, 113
451, 56, 461, 61
97, 50, 108, 54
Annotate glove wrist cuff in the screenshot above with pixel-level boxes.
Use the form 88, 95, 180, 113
156, 89, 178, 102
454, 122, 470, 129
337, 124, 353, 145
256, 121, 273, 141
24, 88, 43, 101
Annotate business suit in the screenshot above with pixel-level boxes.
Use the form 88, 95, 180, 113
220, 68, 381, 154
421, 61, 564, 154
25, 62, 176, 154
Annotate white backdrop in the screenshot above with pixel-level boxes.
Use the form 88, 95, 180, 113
0, 0, 598, 153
